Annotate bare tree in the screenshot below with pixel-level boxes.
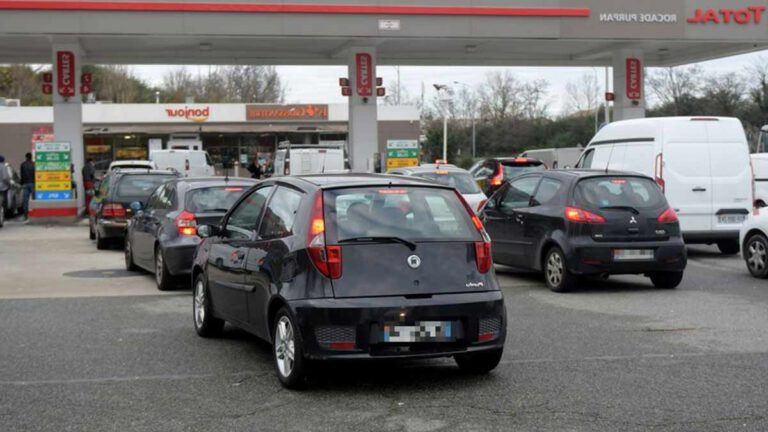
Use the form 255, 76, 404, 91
701, 72, 745, 116
519, 79, 550, 120
647, 65, 703, 113
162, 67, 196, 102
223, 66, 284, 103
563, 73, 600, 115
477, 71, 522, 122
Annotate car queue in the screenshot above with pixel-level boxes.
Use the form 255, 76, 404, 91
79, 115, 768, 388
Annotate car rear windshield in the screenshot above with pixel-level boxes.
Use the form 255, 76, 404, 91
574, 177, 666, 210
501, 162, 545, 179
185, 186, 248, 213
409, 171, 482, 194
116, 175, 175, 198
323, 187, 478, 243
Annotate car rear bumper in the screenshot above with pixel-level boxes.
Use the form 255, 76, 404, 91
289, 291, 506, 361
162, 243, 198, 276
565, 238, 687, 275
683, 230, 739, 244
97, 219, 127, 239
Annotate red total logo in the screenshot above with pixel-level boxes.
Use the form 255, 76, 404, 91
688, 5, 766, 24
166, 106, 210, 123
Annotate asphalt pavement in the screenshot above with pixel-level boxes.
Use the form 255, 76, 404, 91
1, 220, 767, 431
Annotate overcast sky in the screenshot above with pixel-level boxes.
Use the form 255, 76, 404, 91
131, 49, 768, 114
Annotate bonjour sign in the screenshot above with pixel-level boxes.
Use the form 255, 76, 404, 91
246, 104, 329, 121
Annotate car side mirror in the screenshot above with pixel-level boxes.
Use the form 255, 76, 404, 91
197, 224, 220, 238
130, 201, 142, 211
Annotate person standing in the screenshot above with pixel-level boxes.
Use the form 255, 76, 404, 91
247, 155, 262, 180
20, 152, 35, 222
82, 158, 96, 210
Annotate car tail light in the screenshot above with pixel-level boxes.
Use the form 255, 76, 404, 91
490, 162, 504, 187
101, 203, 126, 218
307, 192, 342, 279
657, 208, 678, 223
455, 191, 492, 273
185, 159, 190, 172
565, 207, 605, 224
654, 153, 665, 193
175, 211, 198, 236
514, 157, 528, 163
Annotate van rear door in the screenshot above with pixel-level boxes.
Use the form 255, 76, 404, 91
706, 122, 752, 230
662, 125, 713, 233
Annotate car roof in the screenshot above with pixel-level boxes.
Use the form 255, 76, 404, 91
544, 169, 652, 179
287, 173, 448, 189
171, 177, 258, 188
110, 160, 153, 165
393, 165, 469, 174
114, 169, 178, 176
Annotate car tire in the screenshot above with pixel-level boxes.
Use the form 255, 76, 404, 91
193, 273, 224, 338
649, 271, 684, 289
717, 240, 740, 255
455, 348, 503, 374
124, 237, 138, 271
273, 307, 309, 389
0, 205, 5, 228
744, 234, 768, 279
95, 229, 109, 250
544, 247, 576, 293
89, 221, 96, 240
155, 247, 174, 291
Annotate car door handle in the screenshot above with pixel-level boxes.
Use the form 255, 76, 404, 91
692, 187, 707, 192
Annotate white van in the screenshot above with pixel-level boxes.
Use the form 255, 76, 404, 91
751, 153, 768, 208
273, 144, 346, 177
576, 117, 752, 254
150, 150, 215, 177
520, 147, 583, 169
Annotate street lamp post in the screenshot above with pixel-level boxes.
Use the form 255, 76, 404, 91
433, 84, 451, 162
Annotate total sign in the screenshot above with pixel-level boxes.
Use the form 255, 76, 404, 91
688, 6, 766, 24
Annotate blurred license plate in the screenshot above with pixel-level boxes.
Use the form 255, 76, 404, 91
718, 214, 746, 225
614, 249, 654, 261
383, 321, 453, 343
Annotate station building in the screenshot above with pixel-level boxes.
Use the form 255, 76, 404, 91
0, 103, 420, 169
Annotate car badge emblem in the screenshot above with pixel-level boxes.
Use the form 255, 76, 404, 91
407, 255, 421, 269
629, 216, 638, 224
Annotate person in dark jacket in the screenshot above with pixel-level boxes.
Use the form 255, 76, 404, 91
20, 152, 35, 221
82, 158, 96, 209
247, 156, 262, 180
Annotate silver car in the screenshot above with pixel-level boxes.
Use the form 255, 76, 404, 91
389, 164, 487, 213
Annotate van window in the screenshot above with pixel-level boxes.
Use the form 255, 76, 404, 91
574, 177, 665, 210
324, 187, 477, 242
577, 149, 595, 168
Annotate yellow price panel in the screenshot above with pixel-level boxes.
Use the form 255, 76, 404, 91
387, 157, 420, 169
36, 181, 72, 191
36, 171, 71, 182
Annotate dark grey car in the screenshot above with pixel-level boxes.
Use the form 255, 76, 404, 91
0, 162, 24, 226
125, 177, 257, 290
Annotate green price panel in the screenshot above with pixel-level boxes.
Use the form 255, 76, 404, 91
36, 152, 71, 163
37, 161, 71, 172
387, 149, 419, 158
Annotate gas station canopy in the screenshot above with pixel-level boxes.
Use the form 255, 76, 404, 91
0, 0, 767, 67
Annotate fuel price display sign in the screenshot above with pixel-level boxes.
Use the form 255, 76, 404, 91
35, 142, 73, 200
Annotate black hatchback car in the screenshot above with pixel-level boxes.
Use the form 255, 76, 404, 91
125, 177, 257, 290
89, 169, 179, 249
481, 170, 687, 292
191, 174, 505, 388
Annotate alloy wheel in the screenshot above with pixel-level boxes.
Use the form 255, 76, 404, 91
547, 252, 564, 287
274, 316, 296, 378
194, 279, 205, 329
156, 251, 164, 286
748, 240, 766, 272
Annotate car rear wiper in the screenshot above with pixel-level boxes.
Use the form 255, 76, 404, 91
599, 205, 640, 214
201, 208, 230, 213
339, 236, 417, 251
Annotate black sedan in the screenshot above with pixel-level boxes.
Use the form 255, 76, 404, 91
191, 174, 506, 388
481, 170, 687, 292
125, 177, 257, 291
89, 169, 179, 249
